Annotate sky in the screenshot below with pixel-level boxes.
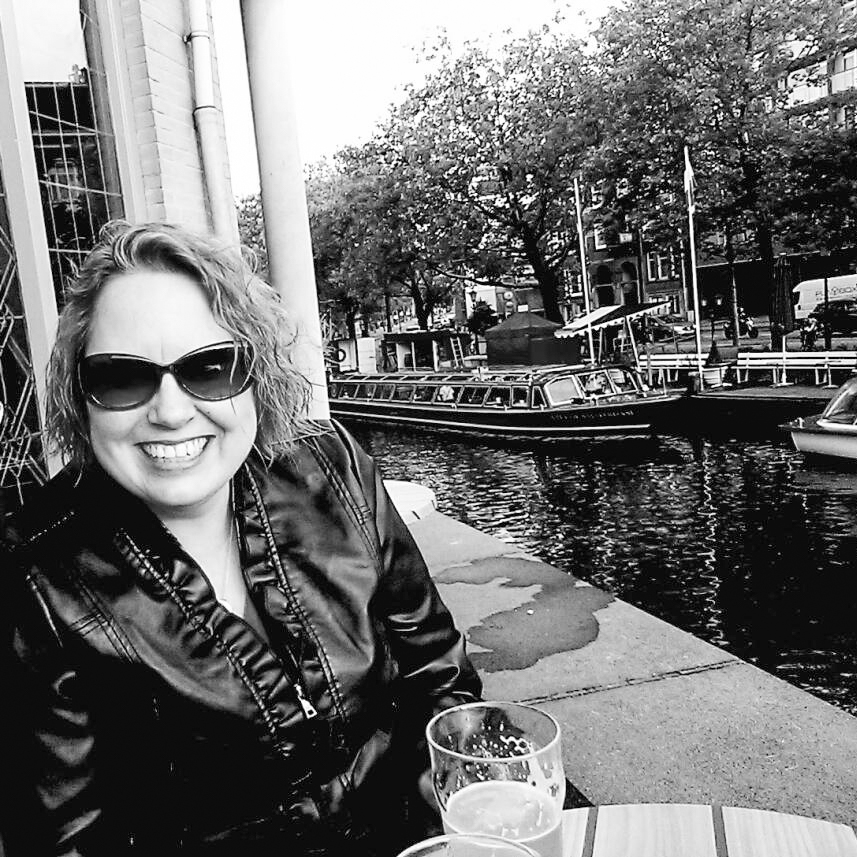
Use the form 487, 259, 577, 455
210, 1, 614, 198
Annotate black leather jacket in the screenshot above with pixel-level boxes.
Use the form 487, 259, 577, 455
2, 422, 481, 857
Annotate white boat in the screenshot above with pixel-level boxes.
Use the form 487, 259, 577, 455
781, 377, 857, 460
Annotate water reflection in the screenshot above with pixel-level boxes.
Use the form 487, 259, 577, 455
351, 425, 857, 715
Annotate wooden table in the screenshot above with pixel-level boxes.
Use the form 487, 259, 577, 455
562, 804, 857, 857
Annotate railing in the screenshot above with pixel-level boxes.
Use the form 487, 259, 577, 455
832, 67, 857, 94
640, 352, 709, 385
735, 350, 857, 387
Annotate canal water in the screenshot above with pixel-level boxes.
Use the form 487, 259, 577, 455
349, 425, 857, 716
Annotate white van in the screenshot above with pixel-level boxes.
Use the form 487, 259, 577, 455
793, 275, 857, 320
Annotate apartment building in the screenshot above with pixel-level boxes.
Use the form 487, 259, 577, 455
579, 181, 686, 316
0, 0, 234, 515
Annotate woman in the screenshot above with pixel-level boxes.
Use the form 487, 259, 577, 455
3, 222, 480, 857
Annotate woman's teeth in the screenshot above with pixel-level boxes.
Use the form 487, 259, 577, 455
142, 438, 207, 460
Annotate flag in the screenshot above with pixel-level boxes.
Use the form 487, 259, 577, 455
683, 146, 697, 215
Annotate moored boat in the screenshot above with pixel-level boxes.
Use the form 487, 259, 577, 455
328, 363, 683, 440
781, 377, 857, 460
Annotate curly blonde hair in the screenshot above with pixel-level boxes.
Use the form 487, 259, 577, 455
45, 221, 317, 469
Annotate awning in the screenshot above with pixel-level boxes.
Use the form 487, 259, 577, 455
555, 301, 672, 338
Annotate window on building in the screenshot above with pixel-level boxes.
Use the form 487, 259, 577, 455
647, 249, 675, 282
833, 48, 856, 74
785, 61, 829, 107
2, 0, 124, 513
834, 104, 856, 128
18, 0, 125, 305
650, 293, 682, 314
0, 171, 48, 511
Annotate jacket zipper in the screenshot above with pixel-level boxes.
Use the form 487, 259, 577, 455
293, 680, 318, 719
218, 593, 318, 721
231, 483, 318, 722
264, 608, 317, 719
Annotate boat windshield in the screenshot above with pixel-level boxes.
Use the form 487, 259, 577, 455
821, 377, 857, 424
545, 376, 584, 405
546, 368, 641, 404
605, 367, 639, 393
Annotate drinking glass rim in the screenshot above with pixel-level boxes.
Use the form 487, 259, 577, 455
396, 832, 539, 857
426, 700, 561, 762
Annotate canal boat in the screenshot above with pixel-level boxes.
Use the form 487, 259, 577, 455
328, 364, 683, 440
781, 377, 857, 460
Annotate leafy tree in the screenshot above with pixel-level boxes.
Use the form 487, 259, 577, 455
774, 127, 857, 256
591, 0, 853, 337
333, 144, 459, 330
304, 163, 384, 338
378, 26, 597, 322
236, 194, 269, 279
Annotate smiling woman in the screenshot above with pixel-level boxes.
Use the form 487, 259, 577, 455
2, 222, 480, 857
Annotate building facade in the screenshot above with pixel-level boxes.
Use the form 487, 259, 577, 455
0, 0, 234, 514
578, 183, 687, 318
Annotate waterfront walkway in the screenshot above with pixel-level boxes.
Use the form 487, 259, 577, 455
404, 507, 857, 828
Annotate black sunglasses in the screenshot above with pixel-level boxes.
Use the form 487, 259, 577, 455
79, 341, 253, 411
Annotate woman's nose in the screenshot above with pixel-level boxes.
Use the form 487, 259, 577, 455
147, 372, 196, 427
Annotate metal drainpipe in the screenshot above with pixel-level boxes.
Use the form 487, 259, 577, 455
239, 0, 329, 418
187, 0, 239, 242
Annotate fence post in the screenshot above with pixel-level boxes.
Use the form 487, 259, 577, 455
773, 336, 793, 387
823, 355, 836, 389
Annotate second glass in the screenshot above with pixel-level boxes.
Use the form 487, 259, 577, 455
397, 833, 538, 857
426, 701, 565, 857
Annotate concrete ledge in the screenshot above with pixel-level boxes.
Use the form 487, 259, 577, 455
410, 512, 857, 829
384, 479, 437, 523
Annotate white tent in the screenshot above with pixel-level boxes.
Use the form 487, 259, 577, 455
555, 301, 672, 338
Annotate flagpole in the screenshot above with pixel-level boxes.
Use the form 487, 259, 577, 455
573, 176, 596, 365
684, 146, 704, 379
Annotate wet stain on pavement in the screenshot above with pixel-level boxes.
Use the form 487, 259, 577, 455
434, 557, 613, 672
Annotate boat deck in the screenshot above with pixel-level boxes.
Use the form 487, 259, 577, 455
696, 384, 834, 403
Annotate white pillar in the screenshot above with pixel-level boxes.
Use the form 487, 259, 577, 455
239, 1, 328, 418
0, 0, 61, 476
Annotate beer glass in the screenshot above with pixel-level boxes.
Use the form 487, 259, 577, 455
427, 702, 565, 857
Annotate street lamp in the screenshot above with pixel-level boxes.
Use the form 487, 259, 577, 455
700, 294, 724, 339
468, 288, 479, 353
700, 294, 724, 364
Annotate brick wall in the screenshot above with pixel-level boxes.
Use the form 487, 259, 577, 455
117, 0, 234, 233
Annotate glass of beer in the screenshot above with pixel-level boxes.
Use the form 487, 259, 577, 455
426, 702, 565, 857
396, 833, 538, 857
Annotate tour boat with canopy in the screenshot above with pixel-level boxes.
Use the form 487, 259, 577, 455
328, 363, 683, 440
